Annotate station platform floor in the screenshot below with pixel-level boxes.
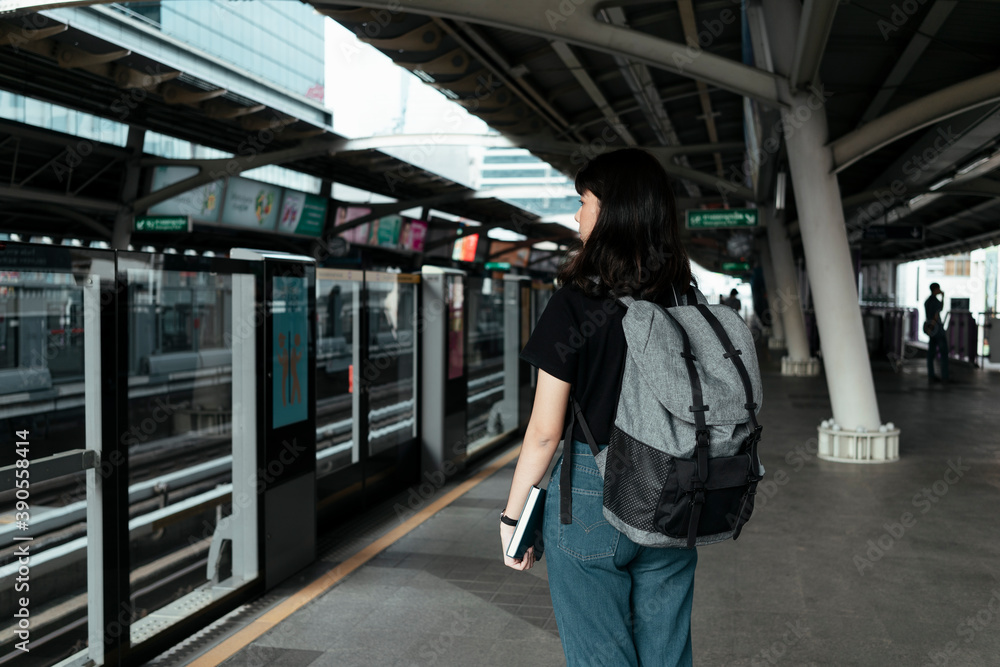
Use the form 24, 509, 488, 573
147, 352, 1000, 667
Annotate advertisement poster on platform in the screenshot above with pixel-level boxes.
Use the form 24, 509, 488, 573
333, 206, 371, 244
452, 233, 479, 262
489, 241, 531, 267
272, 275, 309, 429
369, 215, 402, 247
148, 166, 222, 223
278, 191, 328, 237
399, 219, 427, 252
221, 177, 280, 231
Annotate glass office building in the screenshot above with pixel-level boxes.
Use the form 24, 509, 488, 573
123, 0, 325, 102
0, 1, 325, 196
477, 147, 579, 221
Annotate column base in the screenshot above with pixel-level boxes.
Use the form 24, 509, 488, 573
768, 337, 786, 350
817, 420, 900, 463
781, 356, 820, 376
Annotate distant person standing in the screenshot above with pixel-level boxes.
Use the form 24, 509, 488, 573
724, 288, 741, 312
924, 282, 949, 383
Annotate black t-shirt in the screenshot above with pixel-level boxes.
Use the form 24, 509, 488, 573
520, 285, 629, 443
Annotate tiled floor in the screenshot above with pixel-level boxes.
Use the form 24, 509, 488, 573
195, 352, 1000, 666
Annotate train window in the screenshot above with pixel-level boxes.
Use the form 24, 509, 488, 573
366, 278, 418, 456
316, 276, 360, 476
466, 276, 506, 453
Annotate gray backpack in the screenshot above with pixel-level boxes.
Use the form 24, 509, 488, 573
560, 285, 764, 548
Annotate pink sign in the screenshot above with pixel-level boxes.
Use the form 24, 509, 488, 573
333, 206, 370, 244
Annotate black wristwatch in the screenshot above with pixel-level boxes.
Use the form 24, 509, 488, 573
500, 510, 518, 526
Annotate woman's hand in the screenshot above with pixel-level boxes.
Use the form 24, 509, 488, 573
500, 522, 535, 571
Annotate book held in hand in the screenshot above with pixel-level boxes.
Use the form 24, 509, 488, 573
505, 485, 546, 560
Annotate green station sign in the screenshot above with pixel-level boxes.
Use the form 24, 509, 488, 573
722, 262, 750, 272
686, 208, 759, 229
135, 215, 191, 233
485, 261, 511, 271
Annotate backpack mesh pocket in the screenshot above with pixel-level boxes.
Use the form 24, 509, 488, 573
602, 426, 674, 533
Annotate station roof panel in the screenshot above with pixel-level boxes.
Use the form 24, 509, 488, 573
0, 6, 572, 252
4, 0, 1000, 266
314, 0, 1000, 265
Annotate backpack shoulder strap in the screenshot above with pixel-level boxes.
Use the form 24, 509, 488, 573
693, 304, 764, 496
559, 394, 601, 524
693, 304, 759, 430
662, 307, 710, 548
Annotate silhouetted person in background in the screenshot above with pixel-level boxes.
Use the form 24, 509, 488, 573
925, 282, 949, 383
724, 288, 741, 312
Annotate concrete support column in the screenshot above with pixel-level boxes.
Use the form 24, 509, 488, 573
762, 0, 898, 459
783, 95, 899, 460
757, 238, 786, 350
111, 126, 146, 250
762, 210, 816, 374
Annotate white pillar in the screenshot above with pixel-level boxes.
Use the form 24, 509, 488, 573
762, 209, 816, 371
764, 0, 897, 461
783, 94, 898, 461
783, 94, 884, 431
757, 238, 786, 349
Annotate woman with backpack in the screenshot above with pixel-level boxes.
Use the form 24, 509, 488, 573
499, 147, 700, 666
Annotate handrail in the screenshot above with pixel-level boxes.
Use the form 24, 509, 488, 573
0, 449, 98, 489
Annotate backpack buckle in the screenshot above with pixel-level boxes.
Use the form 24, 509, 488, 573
696, 430, 710, 449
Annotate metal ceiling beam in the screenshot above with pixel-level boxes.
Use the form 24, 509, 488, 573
0, 119, 128, 159
831, 69, 1000, 173
135, 138, 346, 211
328, 192, 483, 233
0, 184, 118, 213
857, 0, 958, 127
599, 5, 703, 197
674, 0, 725, 179
448, 19, 587, 143
550, 40, 636, 146
339, 133, 743, 157
939, 177, 1000, 198
789, 0, 839, 91
34, 203, 112, 238
602, 6, 681, 150
842, 176, 1000, 214
310, 0, 785, 107
897, 224, 1000, 261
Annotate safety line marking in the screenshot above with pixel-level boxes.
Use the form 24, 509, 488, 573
191, 444, 522, 666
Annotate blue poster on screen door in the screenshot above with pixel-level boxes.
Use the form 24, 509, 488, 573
272, 275, 309, 428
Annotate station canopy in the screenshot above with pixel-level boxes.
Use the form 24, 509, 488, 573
2, 1, 1000, 269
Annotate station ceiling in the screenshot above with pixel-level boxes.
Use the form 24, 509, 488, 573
1, 0, 999, 270
311, 0, 1000, 267
0, 5, 574, 255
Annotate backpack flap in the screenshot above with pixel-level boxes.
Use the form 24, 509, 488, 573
618, 300, 762, 458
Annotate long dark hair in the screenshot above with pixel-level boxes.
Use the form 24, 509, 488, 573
558, 147, 694, 301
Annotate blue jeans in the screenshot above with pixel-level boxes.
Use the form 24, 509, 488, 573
544, 441, 697, 667
927, 328, 950, 380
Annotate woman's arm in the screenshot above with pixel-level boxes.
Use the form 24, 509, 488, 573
500, 369, 570, 570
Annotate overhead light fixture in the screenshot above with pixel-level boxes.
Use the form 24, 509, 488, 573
956, 156, 990, 175
907, 194, 928, 208
775, 172, 787, 211
928, 177, 953, 191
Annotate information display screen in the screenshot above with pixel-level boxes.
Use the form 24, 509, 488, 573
452, 233, 479, 262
